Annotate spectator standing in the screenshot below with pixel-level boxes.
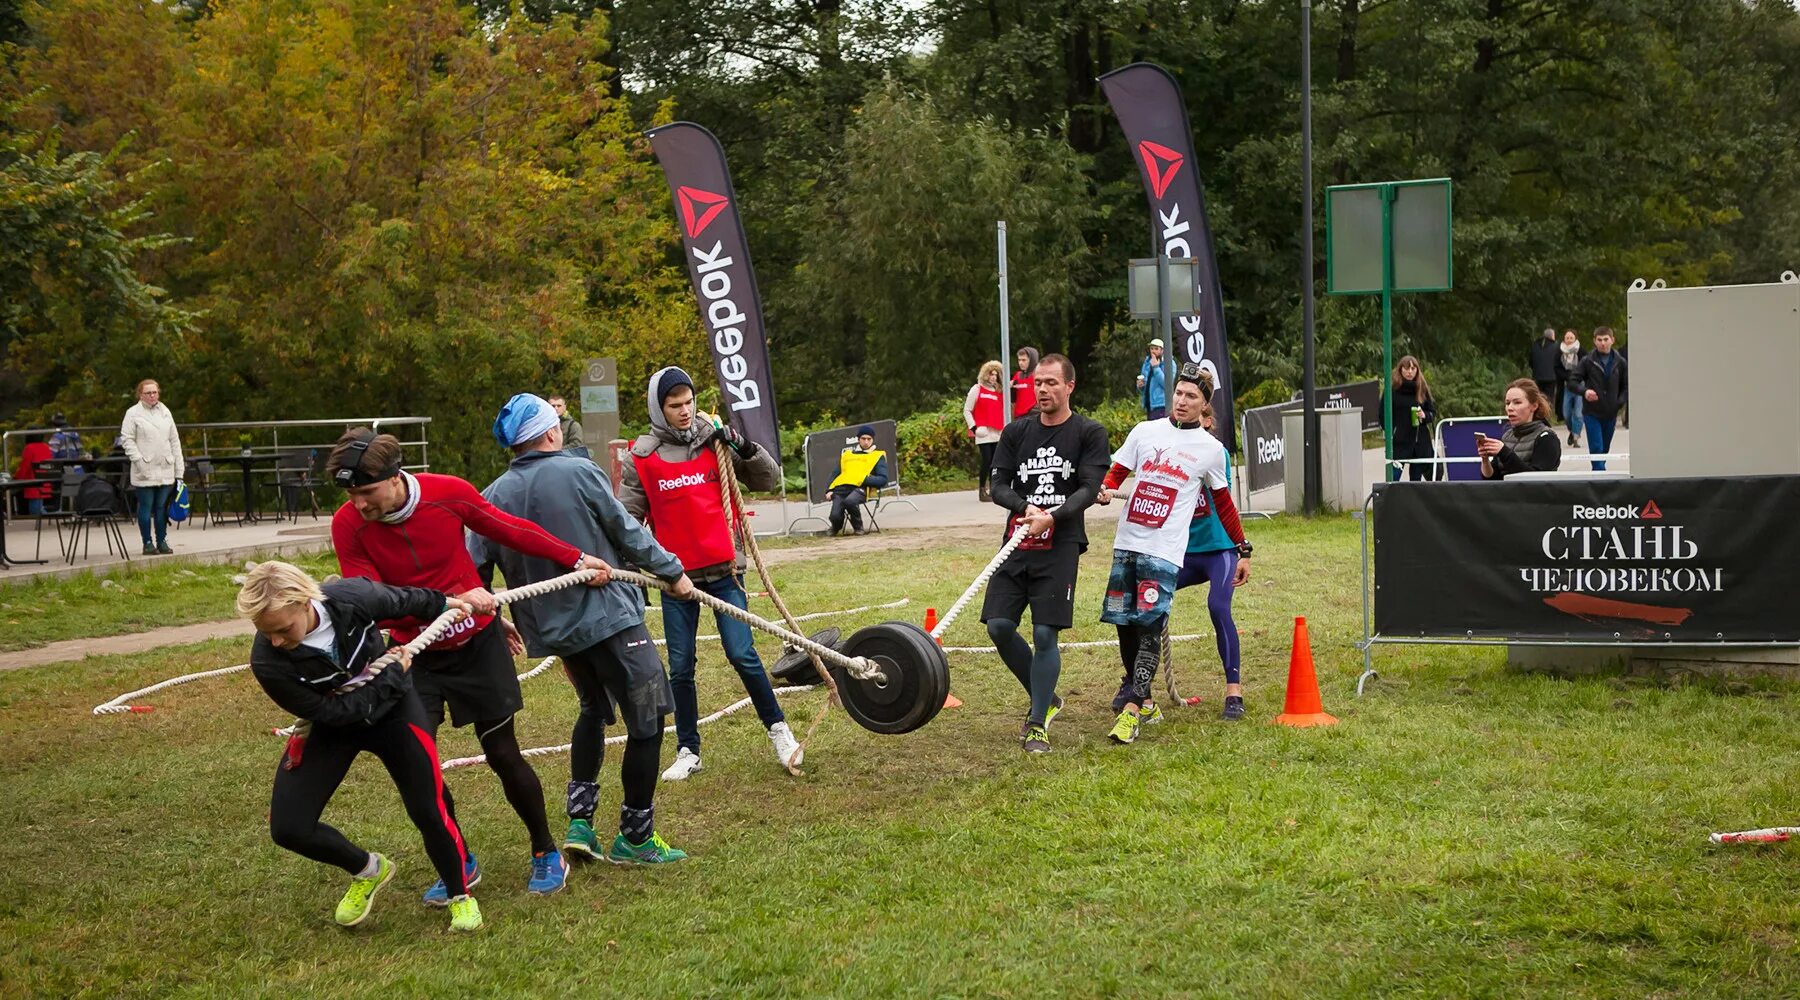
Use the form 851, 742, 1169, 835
1011, 347, 1040, 419
1136, 338, 1172, 420
1384, 356, 1438, 482
1558, 329, 1585, 446
548, 395, 588, 458
12, 432, 52, 515
1572, 326, 1627, 470
1478, 379, 1562, 480
963, 361, 1006, 503
119, 378, 183, 555
1529, 327, 1561, 420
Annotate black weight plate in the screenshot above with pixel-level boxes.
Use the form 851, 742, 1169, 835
769, 627, 839, 685
834, 622, 950, 735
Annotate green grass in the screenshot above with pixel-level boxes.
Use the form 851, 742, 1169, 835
4, 517, 1800, 997
0, 550, 340, 652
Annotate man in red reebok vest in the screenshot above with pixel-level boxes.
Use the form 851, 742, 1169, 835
617, 367, 797, 781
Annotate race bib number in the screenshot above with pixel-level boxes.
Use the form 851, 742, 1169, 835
1194, 488, 1211, 520
1008, 514, 1053, 551
1126, 481, 1177, 529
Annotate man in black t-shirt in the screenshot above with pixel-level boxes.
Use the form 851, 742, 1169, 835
982, 353, 1110, 754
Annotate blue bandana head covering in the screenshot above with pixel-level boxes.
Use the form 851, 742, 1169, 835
493, 393, 560, 447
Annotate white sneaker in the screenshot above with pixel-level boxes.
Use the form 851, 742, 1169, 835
768, 722, 804, 770
661, 747, 702, 781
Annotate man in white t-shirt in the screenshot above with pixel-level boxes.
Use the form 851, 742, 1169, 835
1094, 363, 1247, 744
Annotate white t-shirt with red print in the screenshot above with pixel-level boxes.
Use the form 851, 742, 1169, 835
1109, 419, 1229, 567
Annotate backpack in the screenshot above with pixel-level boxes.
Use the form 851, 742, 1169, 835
74, 476, 126, 516
168, 481, 191, 522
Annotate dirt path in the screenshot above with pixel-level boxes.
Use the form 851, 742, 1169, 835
0, 525, 994, 670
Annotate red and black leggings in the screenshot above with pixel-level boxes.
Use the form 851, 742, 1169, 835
269, 690, 468, 896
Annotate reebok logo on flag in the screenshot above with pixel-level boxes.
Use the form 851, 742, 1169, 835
1641, 500, 1663, 520
1137, 140, 1184, 200
677, 186, 729, 239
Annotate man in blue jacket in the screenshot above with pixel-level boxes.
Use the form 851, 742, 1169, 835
1137, 339, 1172, 420
471, 393, 698, 867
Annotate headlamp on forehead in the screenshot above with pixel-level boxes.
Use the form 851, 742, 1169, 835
332, 433, 402, 488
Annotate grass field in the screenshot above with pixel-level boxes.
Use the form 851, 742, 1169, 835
5, 516, 1800, 998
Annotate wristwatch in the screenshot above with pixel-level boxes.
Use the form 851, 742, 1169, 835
1236, 541, 1254, 558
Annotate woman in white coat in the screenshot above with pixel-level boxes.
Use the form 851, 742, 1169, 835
120, 378, 184, 554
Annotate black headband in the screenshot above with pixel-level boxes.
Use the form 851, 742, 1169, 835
1176, 361, 1211, 392
332, 433, 401, 488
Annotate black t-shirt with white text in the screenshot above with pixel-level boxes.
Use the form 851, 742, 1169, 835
989, 412, 1111, 552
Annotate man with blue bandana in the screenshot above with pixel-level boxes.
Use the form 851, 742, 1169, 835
472, 394, 698, 866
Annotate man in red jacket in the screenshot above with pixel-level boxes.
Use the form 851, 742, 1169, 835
327, 427, 611, 902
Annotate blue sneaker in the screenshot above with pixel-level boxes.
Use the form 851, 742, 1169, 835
422, 853, 481, 908
528, 849, 568, 896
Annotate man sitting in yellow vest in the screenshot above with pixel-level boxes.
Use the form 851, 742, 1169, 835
827, 425, 890, 536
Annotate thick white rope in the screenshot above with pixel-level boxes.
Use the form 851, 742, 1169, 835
940, 632, 1212, 653
1710, 826, 1800, 845
930, 512, 1055, 640
609, 568, 882, 681
92, 662, 252, 715
439, 685, 819, 771
516, 655, 558, 683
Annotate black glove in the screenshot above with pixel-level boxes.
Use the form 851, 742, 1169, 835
708, 421, 751, 456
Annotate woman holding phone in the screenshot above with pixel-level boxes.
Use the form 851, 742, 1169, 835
1479, 379, 1561, 480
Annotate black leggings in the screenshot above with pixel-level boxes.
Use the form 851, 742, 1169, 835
269, 691, 468, 894
986, 618, 1062, 726
561, 646, 663, 814
977, 442, 997, 490
428, 709, 556, 856
1113, 617, 1167, 706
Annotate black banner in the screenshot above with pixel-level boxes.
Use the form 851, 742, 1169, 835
645, 122, 781, 458
1295, 379, 1382, 433
1374, 476, 1800, 641
1099, 62, 1236, 452
1241, 402, 1287, 493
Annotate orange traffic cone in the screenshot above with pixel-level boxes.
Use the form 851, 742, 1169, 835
1273, 616, 1338, 728
923, 607, 962, 708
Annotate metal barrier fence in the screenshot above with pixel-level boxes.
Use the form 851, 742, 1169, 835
4, 417, 432, 473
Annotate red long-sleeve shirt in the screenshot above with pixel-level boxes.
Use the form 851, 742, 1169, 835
331, 473, 582, 650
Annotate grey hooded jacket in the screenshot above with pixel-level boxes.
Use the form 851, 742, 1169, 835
617, 367, 782, 582
469, 449, 684, 657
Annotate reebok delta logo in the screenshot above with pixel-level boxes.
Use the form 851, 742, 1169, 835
657, 472, 710, 491
677, 186, 729, 239
1137, 140, 1184, 200
1571, 501, 1663, 521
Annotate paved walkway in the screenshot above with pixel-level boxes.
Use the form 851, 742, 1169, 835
2, 516, 332, 585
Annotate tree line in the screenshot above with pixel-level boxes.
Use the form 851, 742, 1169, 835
4, 0, 1796, 482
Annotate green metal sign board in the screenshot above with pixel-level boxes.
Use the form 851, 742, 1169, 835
1323, 177, 1454, 470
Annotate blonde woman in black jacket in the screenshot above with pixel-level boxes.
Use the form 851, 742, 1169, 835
1479, 379, 1562, 480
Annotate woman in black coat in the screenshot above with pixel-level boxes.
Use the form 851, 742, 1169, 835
1385, 355, 1438, 481
1479, 379, 1562, 480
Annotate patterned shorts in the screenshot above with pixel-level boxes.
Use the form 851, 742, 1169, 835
1100, 550, 1180, 627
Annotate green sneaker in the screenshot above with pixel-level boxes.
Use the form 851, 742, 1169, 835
563, 818, 602, 861
334, 853, 394, 927
1022, 725, 1050, 754
447, 894, 483, 932
1107, 708, 1141, 745
1020, 696, 1065, 740
608, 831, 689, 865
1139, 701, 1164, 726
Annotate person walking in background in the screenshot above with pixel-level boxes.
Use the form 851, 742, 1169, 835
1529, 327, 1561, 421
1571, 326, 1627, 471
1136, 337, 1172, 420
119, 378, 183, 555
964, 360, 1006, 503
548, 395, 588, 458
1011, 347, 1040, 420
1558, 329, 1585, 446
1384, 356, 1437, 482
1478, 380, 1562, 480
